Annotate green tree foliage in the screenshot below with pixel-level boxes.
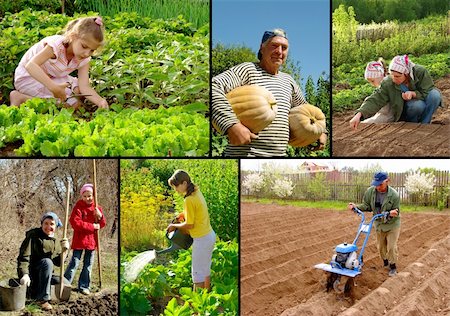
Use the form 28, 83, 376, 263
306, 172, 331, 202
0, 0, 60, 16
125, 159, 239, 242
333, 4, 358, 43
305, 76, 317, 105
333, 4, 448, 66
332, 0, 449, 23
281, 58, 303, 85
212, 43, 257, 77
316, 74, 331, 122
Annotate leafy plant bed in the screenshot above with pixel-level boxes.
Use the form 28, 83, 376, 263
120, 241, 238, 316
0, 99, 209, 156
0, 10, 209, 156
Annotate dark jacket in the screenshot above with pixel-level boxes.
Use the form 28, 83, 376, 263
17, 228, 61, 278
357, 186, 401, 232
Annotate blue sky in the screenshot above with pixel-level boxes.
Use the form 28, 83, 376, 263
212, 0, 330, 87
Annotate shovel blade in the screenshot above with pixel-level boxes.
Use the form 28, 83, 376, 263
54, 283, 72, 301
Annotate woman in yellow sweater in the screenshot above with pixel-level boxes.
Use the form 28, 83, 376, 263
167, 170, 216, 290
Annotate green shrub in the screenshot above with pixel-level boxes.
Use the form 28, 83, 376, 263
0, 0, 60, 16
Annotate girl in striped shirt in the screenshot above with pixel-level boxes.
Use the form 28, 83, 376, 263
10, 17, 108, 109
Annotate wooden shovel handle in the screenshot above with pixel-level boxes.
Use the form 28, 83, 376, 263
60, 180, 70, 298
93, 159, 102, 289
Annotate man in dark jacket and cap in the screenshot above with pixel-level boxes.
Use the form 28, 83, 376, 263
17, 212, 69, 311
348, 171, 401, 276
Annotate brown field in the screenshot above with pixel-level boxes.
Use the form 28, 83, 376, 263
241, 202, 450, 316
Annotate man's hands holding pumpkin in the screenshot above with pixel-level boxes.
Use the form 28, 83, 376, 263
227, 123, 258, 145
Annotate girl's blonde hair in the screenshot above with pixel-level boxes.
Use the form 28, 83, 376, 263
64, 16, 105, 47
168, 170, 196, 198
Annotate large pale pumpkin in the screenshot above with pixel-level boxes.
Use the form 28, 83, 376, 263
289, 104, 326, 147
226, 85, 277, 133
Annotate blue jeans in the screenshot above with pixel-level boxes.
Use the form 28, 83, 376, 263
403, 88, 441, 123
29, 258, 60, 301
64, 249, 94, 290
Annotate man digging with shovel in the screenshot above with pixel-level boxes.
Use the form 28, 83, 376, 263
17, 212, 71, 311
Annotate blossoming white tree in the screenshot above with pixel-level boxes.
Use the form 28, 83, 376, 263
405, 171, 436, 207
242, 173, 265, 196
273, 178, 294, 198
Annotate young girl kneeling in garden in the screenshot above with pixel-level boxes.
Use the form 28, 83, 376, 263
10, 16, 108, 108
167, 170, 216, 290
361, 58, 395, 124
64, 183, 106, 295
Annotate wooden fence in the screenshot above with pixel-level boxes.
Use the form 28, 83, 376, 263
241, 170, 450, 207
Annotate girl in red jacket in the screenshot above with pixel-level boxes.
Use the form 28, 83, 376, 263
64, 183, 106, 295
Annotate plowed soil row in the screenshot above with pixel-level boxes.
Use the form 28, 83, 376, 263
241, 202, 450, 316
331, 75, 450, 157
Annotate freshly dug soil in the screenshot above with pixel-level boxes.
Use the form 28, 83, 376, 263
19, 291, 118, 316
49, 292, 118, 315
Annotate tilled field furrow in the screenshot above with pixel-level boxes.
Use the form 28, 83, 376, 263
241, 224, 355, 263
240, 207, 346, 239
251, 270, 324, 316
337, 235, 450, 316
241, 233, 355, 277
242, 215, 426, 268
357, 122, 409, 140
403, 123, 443, 146
240, 204, 308, 219
241, 215, 352, 250
319, 217, 450, 298
241, 203, 450, 316
332, 109, 450, 157
241, 271, 316, 313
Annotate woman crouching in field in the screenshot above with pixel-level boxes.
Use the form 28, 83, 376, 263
167, 170, 216, 290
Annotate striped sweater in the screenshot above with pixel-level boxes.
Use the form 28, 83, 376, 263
212, 62, 307, 157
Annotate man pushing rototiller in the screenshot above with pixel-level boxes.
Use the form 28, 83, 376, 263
315, 171, 401, 295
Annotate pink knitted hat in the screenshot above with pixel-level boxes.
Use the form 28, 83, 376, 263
80, 183, 94, 195
364, 61, 385, 79
389, 55, 416, 79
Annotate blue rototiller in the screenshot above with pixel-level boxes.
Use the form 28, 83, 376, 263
314, 207, 388, 294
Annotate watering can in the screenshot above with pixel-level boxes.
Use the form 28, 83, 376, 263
157, 228, 193, 255
123, 219, 193, 283
0, 278, 26, 311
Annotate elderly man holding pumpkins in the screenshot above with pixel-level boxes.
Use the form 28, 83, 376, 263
212, 28, 327, 157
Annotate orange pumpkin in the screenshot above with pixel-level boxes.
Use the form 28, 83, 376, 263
226, 85, 277, 133
289, 104, 326, 147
